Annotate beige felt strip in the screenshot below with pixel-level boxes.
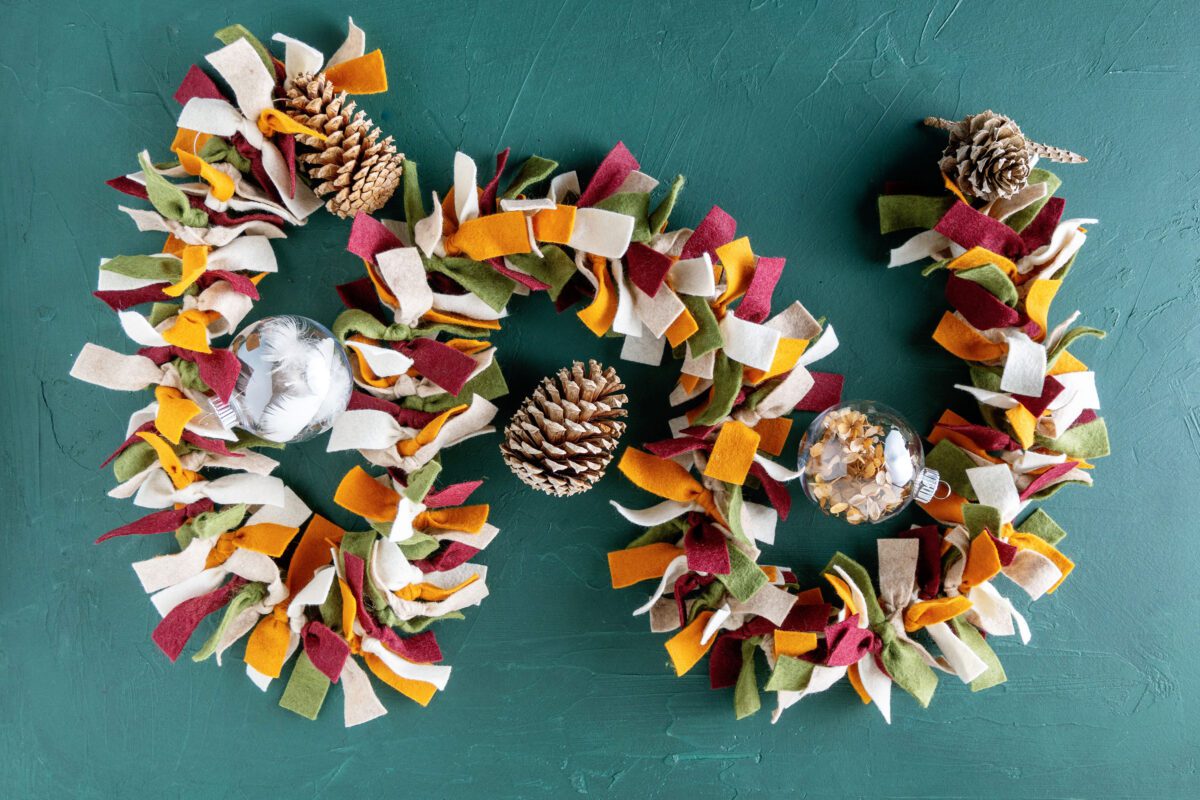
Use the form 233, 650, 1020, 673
377, 247, 434, 325
877, 538, 920, 616
631, 281, 686, 339
70, 344, 166, 391
729, 582, 796, 627
341, 656, 388, 727
1001, 548, 1063, 601
767, 301, 823, 340
133, 538, 217, 594
326, 16, 366, 69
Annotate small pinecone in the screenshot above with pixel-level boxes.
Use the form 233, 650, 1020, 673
501, 360, 628, 497
283, 72, 403, 218
925, 110, 1086, 202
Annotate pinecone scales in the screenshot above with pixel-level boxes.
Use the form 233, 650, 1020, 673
925, 110, 1086, 202
283, 72, 403, 218
501, 361, 628, 497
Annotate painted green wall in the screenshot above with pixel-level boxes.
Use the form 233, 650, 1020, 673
2, 1, 1197, 797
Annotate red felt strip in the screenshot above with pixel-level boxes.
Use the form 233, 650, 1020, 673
347, 213, 405, 265
173, 64, 226, 105
479, 148, 511, 215
152, 577, 246, 662
934, 201, 1027, 260
684, 523, 732, 575
138, 346, 241, 403
423, 481, 484, 509
1019, 461, 1080, 500
938, 423, 1018, 452
95, 499, 214, 544
231, 133, 281, 205
643, 436, 709, 459
302, 620, 351, 682
1019, 196, 1065, 252
347, 392, 441, 429
106, 175, 287, 228
337, 276, 386, 315
680, 205, 737, 261
276, 133, 297, 199
198, 270, 260, 299
945, 274, 1022, 330
398, 338, 478, 396
94, 285, 171, 311
343, 553, 442, 663
1072, 409, 1098, 428
624, 243, 673, 297
819, 615, 879, 667
899, 525, 943, 599
989, 534, 1019, 567
795, 371, 844, 413
1013, 375, 1064, 418
708, 634, 743, 689
488, 257, 550, 291
734, 256, 785, 323
577, 141, 639, 207
748, 461, 792, 521
414, 542, 481, 573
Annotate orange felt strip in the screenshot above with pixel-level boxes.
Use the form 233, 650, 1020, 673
947, 246, 1018, 278
961, 531, 1002, 588
617, 448, 701, 504
664, 306, 699, 347
932, 312, 1007, 362
415, 504, 489, 534
363, 653, 438, 706
170, 128, 211, 155
174, 148, 235, 202
678, 372, 702, 395
323, 49, 388, 95
135, 431, 195, 489
1008, 532, 1074, 593
397, 404, 468, 456
532, 205, 576, 243
942, 172, 968, 205
607, 542, 686, 589
823, 573, 858, 615
1006, 404, 1038, 449
919, 491, 967, 524
847, 663, 872, 704
162, 234, 187, 257
773, 630, 818, 658
665, 610, 717, 676
364, 259, 400, 307
577, 255, 618, 336
334, 466, 399, 522
795, 587, 824, 605
244, 607, 292, 678
1049, 350, 1087, 375
449, 212, 533, 260
337, 578, 359, 646
256, 108, 327, 141
286, 515, 345, 595
153, 385, 201, 444
713, 237, 755, 311
205, 522, 301, 568
420, 308, 502, 330
703, 421, 761, 485
162, 244, 210, 298
744, 337, 808, 384
761, 565, 779, 582
904, 596, 972, 632
753, 417, 792, 457
1023, 279, 1061, 342
161, 309, 213, 354
444, 338, 491, 355
929, 409, 999, 461
396, 573, 480, 602
347, 335, 398, 389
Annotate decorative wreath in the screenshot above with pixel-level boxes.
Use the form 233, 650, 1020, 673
72, 21, 1106, 726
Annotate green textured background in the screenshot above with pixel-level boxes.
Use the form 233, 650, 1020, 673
2, 1, 1198, 797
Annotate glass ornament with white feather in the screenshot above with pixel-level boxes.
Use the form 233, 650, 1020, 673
213, 315, 353, 443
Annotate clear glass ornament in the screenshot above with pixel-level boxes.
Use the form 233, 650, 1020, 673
796, 400, 941, 525
214, 315, 353, 444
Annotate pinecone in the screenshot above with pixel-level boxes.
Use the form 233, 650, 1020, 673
925, 111, 1086, 202
283, 72, 403, 218
500, 361, 628, 497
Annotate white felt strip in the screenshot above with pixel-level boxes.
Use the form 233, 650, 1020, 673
453, 151, 480, 224
246, 486, 312, 528
858, 651, 893, 723
568, 207, 635, 259
271, 33, 324, 82
151, 567, 226, 617
208, 235, 279, 274
344, 340, 414, 378
955, 384, 1019, 409
548, 171, 580, 204
797, 324, 839, 367
133, 538, 217, 594
205, 38, 275, 121
610, 260, 644, 337
719, 313, 781, 371
120, 205, 285, 246
620, 332, 665, 366
372, 539, 425, 589
700, 604, 731, 645
889, 228, 950, 268
377, 247, 434, 325
966, 464, 1022, 523
631, 281, 686, 339
667, 254, 716, 296
771, 664, 848, 724
741, 500, 777, 545
326, 16, 366, 68
1001, 548, 1063, 601
129, 470, 286, 510
1000, 331, 1047, 396
117, 310, 171, 348
388, 496, 426, 543
431, 291, 506, 320
738, 365, 813, 423
609, 499, 695, 527
632, 555, 689, 615
499, 197, 556, 212
327, 410, 410, 452
924, 621, 989, 684
361, 636, 452, 690
386, 578, 490, 620
287, 565, 337, 631
414, 191, 444, 258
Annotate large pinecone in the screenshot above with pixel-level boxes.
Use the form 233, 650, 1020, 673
925, 110, 1086, 202
501, 361, 628, 497
283, 72, 403, 218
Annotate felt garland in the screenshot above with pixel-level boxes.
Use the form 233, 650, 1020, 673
71, 20, 1105, 727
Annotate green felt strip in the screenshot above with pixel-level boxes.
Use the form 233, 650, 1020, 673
627, 517, 687, 549
192, 581, 267, 662
957, 264, 1018, 306
174, 359, 211, 394
100, 255, 182, 282
1047, 326, 1105, 365
822, 552, 883, 626
878, 625, 937, 707
278, 652, 330, 720
968, 365, 1002, 391
693, 353, 743, 427
502, 155, 558, 200
399, 358, 508, 413
138, 153, 209, 228
198, 136, 251, 173
878, 194, 955, 234
920, 258, 951, 277
744, 374, 783, 412
649, 174, 685, 234
679, 295, 723, 358
213, 24, 274, 73
1004, 169, 1061, 232
505, 246, 576, 300
381, 609, 466, 632
733, 637, 762, 719
924, 439, 978, 501
398, 533, 441, 561
231, 431, 287, 451
962, 504, 1001, 539
319, 569, 342, 629
1028, 477, 1090, 500
594, 192, 652, 243
1017, 508, 1068, 545
340, 530, 388, 616
686, 581, 728, 624
764, 655, 814, 692
716, 545, 768, 602
114, 439, 191, 483
722, 485, 753, 547
176, 504, 247, 549
403, 460, 442, 503
1050, 251, 1079, 281
950, 617, 1007, 691
333, 309, 413, 342
402, 158, 424, 244
148, 302, 179, 327
1036, 417, 1110, 459
428, 257, 517, 312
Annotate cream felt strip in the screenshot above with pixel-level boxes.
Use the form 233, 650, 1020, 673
499, 197, 557, 212
985, 180, 1047, 222
117, 310, 172, 348
568, 207, 635, 259
767, 301, 823, 340
924, 621, 988, 684
970, 582, 1031, 643
877, 538, 920, 616
287, 565, 337, 631
548, 171, 580, 204
752, 454, 804, 482
1000, 331, 1047, 396
189, 281, 253, 335
389, 496, 426, 543
148, 549, 284, 617
730, 582, 796, 627
206, 38, 275, 120
797, 325, 839, 367
246, 486, 312, 528
889, 228, 950, 268
667, 254, 716, 296
120, 205, 285, 245
631, 281, 686, 339
414, 191, 444, 257
128, 163, 307, 226
954, 384, 1019, 409
344, 339, 414, 378
341, 656, 388, 727
133, 538, 217, 593
213, 607, 261, 667
430, 291, 507, 320
620, 332, 665, 366
1002, 449, 1068, 473
1031, 227, 1089, 282
199, 449, 279, 476
435, 522, 500, 549
858, 649, 893, 723
966, 464, 1022, 523
700, 603, 731, 645
1001, 548, 1063, 601
1018, 218, 1097, 272
453, 152, 480, 224
741, 500, 777, 545
70, 344, 167, 391
609, 499, 696, 527
832, 565, 871, 630
1045, 371, 1099, 433
651, 227, 691, 257
719, 314, 781, 371
372, 539, 424, 590
377, 247, 434, 325
271, 33, 324, 82
330, 412, 415, 456
682, 348, 715, 379
771, 664, 848, 723
736, 365, 814, 425
326, 16, 366, 68
616, 170, 659, 194
131, 470, 287, 510
360, 635, 452, 690
208, 235, 279, 274
611, 260, 644, 337
649, 598, 681, 633
632, 555, 690, 615
670, 379, 712, 408
151, 567, 227, 617
1044, 311, 1082, 353
386, 577, 490, 620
